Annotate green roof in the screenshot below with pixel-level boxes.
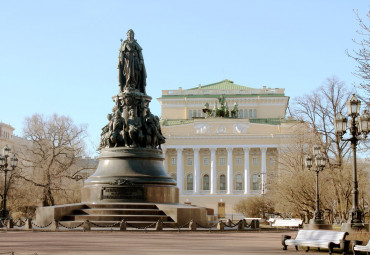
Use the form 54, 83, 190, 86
189, 79, 252, 90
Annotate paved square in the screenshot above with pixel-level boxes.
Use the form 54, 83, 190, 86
0, 231, 326, 254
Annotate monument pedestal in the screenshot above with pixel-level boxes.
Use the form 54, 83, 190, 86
35, 147, 212, 227
81, 147, 178, 204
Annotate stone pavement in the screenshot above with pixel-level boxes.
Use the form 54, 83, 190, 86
0, 231, 331, 255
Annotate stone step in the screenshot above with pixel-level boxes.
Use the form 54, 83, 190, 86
85, 203, 158, 209
62, 214, 172, 222
58, 220, 178, 228
77, 208, 166, 216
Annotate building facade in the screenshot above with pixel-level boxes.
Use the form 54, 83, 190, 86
0, 123, 15, 153
158, 79, 296, 216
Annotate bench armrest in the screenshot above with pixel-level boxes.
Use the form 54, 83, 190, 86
352, 240, 363, 252
281, 235, 291, 250
281, 235, 291, 245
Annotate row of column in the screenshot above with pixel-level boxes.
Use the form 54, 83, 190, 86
165, 147, 269, 195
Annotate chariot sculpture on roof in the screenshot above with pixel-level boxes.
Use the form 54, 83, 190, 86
202, 95, 239, 118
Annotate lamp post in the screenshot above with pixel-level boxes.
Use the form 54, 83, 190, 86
305, 145, 326, 224
258, 173, 266, 196
335, 94, 369, 228
0, 145, 18, 220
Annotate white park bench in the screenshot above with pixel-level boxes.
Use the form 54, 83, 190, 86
282, 229, 349, 254
353, 239, 370, 254
270, 218, 303, 228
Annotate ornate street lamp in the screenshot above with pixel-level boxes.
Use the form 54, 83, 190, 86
305, 145, 326, 224
258, 172, 266, 196
0, 146, 18, 220
335, 94, 369, 228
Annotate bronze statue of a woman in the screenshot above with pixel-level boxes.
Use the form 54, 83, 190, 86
118, 29, 147, 94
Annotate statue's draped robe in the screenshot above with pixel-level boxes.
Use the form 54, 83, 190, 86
118, 39, 147, 93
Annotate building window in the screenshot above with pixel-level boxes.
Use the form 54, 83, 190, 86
220, 174, 226, 190
186, 174, 193, 190
239, 110, 243, 118
236, 157, 242, 165
249, 109, 253, 118
219, 157, 226, 165
193, 110, 197, 117
269, 156, 275, 166
244, 109, 248, 119
252, 157, 259, 166
188, 110, 192, 119
197, 110, 201, 117
187, 157, 193, 166
254, 109, 257, 118
252, 174, 259, 190
203, 157, 209, 166
236, 174, 243, 190
203, 174, 210, 190
171, 157, 176, 165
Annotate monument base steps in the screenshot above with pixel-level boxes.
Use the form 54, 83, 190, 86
36, 202, 211, 228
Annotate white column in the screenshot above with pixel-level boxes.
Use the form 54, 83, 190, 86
226, 147, 233, 195
260, 147, 267, 195
243, 147, 250, 194
210, 148, 216, 194
176, 148, 184, 194
193, 148, 200, 194
163, 148, 168, 173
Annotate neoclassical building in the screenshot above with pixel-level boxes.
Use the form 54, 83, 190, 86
0, 123, 15, 152
158, 79, 296, 216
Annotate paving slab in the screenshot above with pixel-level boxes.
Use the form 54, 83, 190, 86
0, 231, 332, 255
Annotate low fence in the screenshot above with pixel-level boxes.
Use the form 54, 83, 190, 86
0, 218, 260, 232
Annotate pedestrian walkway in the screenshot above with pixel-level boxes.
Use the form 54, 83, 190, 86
0, 231, 331, 255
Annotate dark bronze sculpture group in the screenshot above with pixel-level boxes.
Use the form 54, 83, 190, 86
203, 95, 239, 118
99, 29, 165, 150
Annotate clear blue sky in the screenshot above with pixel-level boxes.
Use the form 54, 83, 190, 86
0, 0, 368, 156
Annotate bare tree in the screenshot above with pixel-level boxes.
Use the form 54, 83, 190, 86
288, 77, 369, 220
234, 196, 274, 218
346, 10, 370, 99
16, 114, 87, 206
269, 125, 319, 220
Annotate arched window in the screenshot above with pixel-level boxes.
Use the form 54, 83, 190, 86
186, 174, 193, 190
203, 174, 210, 190
236, 174, 243, 190
220, 174, 226, 190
